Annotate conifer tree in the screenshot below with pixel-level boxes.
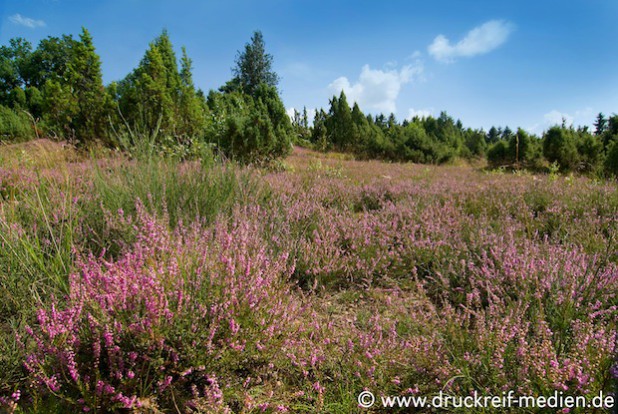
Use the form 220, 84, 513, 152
66, 28, 107, 141
594, 112, 607, 136
178, 47, 207, 137
39, 29, 107, 141
351, 102, 370, 150
311, 109, 329, 151
232, 31, 279, 96
326, 91, 353, 150
543, 126, 580, 171
117, 31, 179, 137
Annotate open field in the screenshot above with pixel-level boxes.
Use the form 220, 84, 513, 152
0, 141, 617, 413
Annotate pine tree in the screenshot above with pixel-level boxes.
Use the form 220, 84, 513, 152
178, 46, 207, 137
326, 91, 353, 150
312, 109, 329, 151
138, 44, 172, 134
593, 112, 607, 136
486, 126, 500, 144
42, 78, 78, 138
153, 30, 181, 103
351, 102, 370, 150
117, 31, 179, 137
543, 126, 579, 171
66, 28, 107, 141
232, 31, 279, 96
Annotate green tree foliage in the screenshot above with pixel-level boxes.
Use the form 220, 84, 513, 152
42, 79, 78, 138
207, 84, 292, 164
501, 126, 514, 142
210, 29, 291, 163
9, 87, 26, 108
177, 47, 208, 138
115, 30, 208, 144
463, 128, 487, 158
0, 38, 33, 104
325, 92, 354, 150
486, 126, 501, 144
117, 32, 177, 137
311, 109, 329, 151
39, 29, 107, 142
28, 35, 77, 90
3, 28, 618, 176
593, 113, 608, 136
576, 131, 604, 173
0, 30, 108, 142
543, 126, 580, 171
487, 140, 510, 166
65, 28, 107, 141
509, 128, 542, 165
600, 114, 618, 150
291, 106, 312, 145
231, 31, 279, 96
401, 120, 448, 163
604, 139, 618, 176
0, 105, 33, 141
314, 97, 462, 164
25, 86, 44, 118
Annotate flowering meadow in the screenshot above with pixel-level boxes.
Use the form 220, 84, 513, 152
0, 141, 617, 413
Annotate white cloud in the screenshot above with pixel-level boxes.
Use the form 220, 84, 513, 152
9, 13, 46, 29
528, 107, 594, 134
428, 20, 514, 63
328, 60, 423, 114
544, 107, 593, 127
543, 110, 573, 127
407, 108, 434, 120
409, 50, 422, 60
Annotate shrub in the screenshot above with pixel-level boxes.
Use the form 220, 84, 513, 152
23, 204, 298, 412
0, 105, 34, 142
207, 85, 292, 164
543, 126, 579, 171
604, 139, 618, 177
487, 140, 510, 166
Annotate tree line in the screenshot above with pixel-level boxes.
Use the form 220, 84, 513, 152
2, 28, 618, 175
0, 28, 292, 163
292, 92, 618, 176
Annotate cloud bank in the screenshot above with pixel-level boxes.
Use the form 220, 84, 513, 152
328, 60, 423, 114
543, 108, 593, 128
9, 14, 46, 29
407, 108, 434, 120
428, 20, 514, 62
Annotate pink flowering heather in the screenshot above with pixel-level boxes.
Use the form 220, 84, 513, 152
23, 200, 299, 411
4, 147, 618, 413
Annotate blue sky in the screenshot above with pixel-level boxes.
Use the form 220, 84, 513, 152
1, 0, 618, 134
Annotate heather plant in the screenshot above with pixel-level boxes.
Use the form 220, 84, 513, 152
260, 157, 618, 411
3, 145, 618, 413
0, 168, 83, 399
0, 145, 273, 408
22, 203, 299, 412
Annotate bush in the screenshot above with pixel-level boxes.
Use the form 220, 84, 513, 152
604, 139, 618, 176
23, 205, 298, 412
487, 140, 511, 166
0, 105, 34, 142
543, 126, 579, 171
207, 85, 292, 164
